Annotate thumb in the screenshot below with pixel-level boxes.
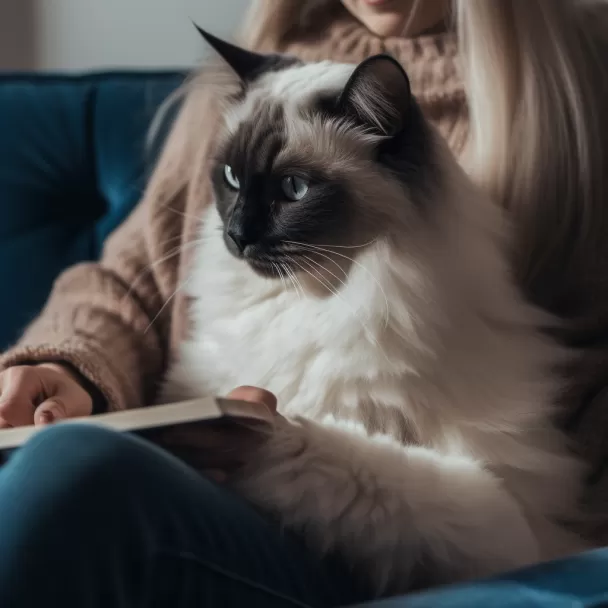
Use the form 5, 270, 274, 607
34, 397, 70, 426
227, 386, 278, 413
0, 367, 43, 427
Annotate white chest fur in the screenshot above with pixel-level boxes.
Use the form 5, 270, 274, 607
162, 204, 584, 535
162, 201, 565, 447
163, 207, 414, 425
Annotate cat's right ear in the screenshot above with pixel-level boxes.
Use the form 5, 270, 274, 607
338, 54, 412, 137
193, 22, 269, 82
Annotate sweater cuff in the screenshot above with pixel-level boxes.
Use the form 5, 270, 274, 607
0, 339, 137, 412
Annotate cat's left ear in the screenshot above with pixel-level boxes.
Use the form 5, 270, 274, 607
338, 54, 412, 137
193, 23, 269, 82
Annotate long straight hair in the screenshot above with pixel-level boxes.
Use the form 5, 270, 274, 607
455, 1, 608, 311
240, 0, 608, 313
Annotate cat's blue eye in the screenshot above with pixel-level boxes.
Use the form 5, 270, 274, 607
281, 175, 309, 201
223, 165, 240, 190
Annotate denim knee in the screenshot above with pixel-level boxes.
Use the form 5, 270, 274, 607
0, 425, 163, 607
8, 423, 156, 501
11, 423, 216, 509
16, 422, 134, 467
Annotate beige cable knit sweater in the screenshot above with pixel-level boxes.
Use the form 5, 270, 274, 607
3, 14, 608, 529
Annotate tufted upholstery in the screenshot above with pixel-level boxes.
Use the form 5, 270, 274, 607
0, 71, 185, 349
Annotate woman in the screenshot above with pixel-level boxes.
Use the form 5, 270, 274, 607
1, 1, 608, 606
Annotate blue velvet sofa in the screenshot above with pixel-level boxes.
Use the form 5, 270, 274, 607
1, 71, 607, 608
0, 71, 183, 349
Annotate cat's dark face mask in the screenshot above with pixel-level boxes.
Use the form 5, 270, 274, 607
196, 25, 434, 284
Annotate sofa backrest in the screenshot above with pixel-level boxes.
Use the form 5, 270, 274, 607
0, 71, 184, 348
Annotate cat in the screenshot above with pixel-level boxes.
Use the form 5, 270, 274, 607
161, 27, 588, 594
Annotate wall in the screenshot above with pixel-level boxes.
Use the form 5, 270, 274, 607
2, 0, 249, 71
0, 1, 36, 70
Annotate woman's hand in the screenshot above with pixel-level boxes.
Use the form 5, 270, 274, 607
154, 386, 280, 482
0, 363, 94, 428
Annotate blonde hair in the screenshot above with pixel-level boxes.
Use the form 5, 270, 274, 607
150, 0, 608, 312
456, 1, 608, 305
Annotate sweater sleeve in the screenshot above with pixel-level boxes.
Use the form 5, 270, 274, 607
0, 79, 227, 412
0, 190, 185, 412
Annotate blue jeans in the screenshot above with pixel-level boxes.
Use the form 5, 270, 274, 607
0, 424, 367, 608
5, 424, 608, 608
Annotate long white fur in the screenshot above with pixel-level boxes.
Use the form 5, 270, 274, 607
162, 61, 587, 594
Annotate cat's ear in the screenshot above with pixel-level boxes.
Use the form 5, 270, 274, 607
338, 54, 412, 137
193, 23, 269, 82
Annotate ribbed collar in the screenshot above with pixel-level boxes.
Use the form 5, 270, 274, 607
281, 14, 463, 104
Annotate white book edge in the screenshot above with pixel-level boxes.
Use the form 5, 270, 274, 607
0, 396, 271, 452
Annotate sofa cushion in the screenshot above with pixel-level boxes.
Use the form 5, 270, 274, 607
0, 71, 184, 348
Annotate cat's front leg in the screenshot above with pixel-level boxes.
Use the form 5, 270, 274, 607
234, 415, 543, 594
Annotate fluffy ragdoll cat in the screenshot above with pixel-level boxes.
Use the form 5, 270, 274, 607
161, 28, 588, 594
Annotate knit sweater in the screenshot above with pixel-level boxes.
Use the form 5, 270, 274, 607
2, 14, 608, 530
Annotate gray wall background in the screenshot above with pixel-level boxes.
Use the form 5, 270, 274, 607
0, 2, 36, 69
0, 0, 249, 71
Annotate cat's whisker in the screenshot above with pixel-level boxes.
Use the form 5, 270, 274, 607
297, 257, 347, 301
298, 242, 390, 330
281, 258, 300, 297
302, 238, 378, 250
284, 257, 305, 300
272, 262, 288, 292
270, 262, 285, 287
271, 262, 281, 288
301, 254, 349, 293
295, 257, 385, 353
280, 263, 298, 297
281, 267, 292, 294
288, 241, 390, 330
158, 233, 188, 248
289, 268, 305, 300
295, 257, 384, 353
123, 239, 204, 307
144, 273, 194, 335
281, 264, 295, 293
299, 248, 349, 280
293, 257, 339, 300
162, 204, 203, 224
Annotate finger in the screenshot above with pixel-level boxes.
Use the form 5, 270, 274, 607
0, 368, 40, 427
0, 402, 33, 428
57, 384, 93, 419
34, 397, 69, 426
0, 405, 34, 427
36, 367, 93, 422
227, 386, 278, 413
